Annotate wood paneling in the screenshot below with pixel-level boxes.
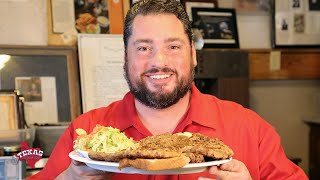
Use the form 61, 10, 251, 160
248, 49, 320, 80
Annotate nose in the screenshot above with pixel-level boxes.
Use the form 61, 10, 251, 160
151, 48, 168, 67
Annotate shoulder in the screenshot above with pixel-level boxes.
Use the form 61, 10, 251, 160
200, 93, 274, 131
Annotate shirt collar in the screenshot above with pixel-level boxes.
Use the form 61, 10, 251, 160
188, 83, 216, 129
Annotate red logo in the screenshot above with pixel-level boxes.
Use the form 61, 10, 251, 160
15, 142, 43, 168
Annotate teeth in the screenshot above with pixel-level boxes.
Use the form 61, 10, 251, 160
150, 74, 170, 79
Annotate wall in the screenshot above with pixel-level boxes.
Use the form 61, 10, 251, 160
250, 80, 320, 174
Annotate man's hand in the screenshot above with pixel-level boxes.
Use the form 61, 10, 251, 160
55, 160, 114, 180
198, 159, 252, 180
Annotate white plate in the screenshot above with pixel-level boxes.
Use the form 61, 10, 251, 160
76, 149, 89, 159
69, 151, 232, 174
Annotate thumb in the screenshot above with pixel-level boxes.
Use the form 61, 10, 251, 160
71, 159, 85, 166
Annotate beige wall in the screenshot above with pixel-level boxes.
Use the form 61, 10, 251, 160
249, 80, 320, 175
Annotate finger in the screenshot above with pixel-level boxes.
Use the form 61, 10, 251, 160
208, 166, 231, 179
219, 159, 242, 172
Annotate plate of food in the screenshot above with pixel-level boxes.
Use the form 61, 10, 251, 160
71, 125, 233, 174
69, 150, 232, 174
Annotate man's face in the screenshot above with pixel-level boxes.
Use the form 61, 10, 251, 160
124, 14, 197, 109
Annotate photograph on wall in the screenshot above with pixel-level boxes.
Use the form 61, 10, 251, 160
15, 77, 42, 102
74, 0, 109, 34
292, 0, 301, 8
191, 8, 239, 48
15, 76, 58, 125
294, 14, 305, 33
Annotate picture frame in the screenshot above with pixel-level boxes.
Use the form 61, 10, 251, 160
180, 0, 218, 8
0, 90, 20, 130
180, 0, 218, 20
191, 8, 239, 48
272, 0, 320, 48
0, 46, 81, 125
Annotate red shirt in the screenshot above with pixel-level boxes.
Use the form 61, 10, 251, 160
28, 84, 308, 180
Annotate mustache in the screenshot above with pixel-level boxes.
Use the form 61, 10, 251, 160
143, 67, 177, 74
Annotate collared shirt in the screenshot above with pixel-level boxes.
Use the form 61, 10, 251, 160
27, 84, 308, 180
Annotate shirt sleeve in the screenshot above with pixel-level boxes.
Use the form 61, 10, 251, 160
26, 125, 75, 179
246, 110, 308, 180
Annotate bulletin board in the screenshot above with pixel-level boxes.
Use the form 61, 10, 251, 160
273, 0, 320, 47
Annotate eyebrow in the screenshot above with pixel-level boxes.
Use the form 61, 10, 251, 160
133, 37, 185, 46
133, 39, 153, 46
164, 37, 184, 44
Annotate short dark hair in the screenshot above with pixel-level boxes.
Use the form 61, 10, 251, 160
123, 0, 192, 50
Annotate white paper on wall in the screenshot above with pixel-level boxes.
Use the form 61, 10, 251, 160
78, 34, 129, 113
0, 0, 47, 45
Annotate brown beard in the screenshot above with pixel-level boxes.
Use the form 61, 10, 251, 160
123, 55, 195, 109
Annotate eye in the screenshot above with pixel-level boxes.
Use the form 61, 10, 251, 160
170, 45, 180, 50
137, 46, 148, 51
137, 46, 153, 52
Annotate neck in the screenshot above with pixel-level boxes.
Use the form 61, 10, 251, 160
135, 91, 191, 135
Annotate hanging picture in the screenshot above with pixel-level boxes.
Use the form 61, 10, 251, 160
191, 8, 239, 48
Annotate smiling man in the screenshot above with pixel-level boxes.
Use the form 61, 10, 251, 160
28, 0, 308, 180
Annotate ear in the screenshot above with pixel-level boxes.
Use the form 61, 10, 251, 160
191, 41, 197, 67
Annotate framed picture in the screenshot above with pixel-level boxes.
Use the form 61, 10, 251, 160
180, 0, 218, 20
272, 0, 320, 47
0, 90, 20, 130
180, 0, 218, 8
0, 46, 81, 125
191, 8, 239, 48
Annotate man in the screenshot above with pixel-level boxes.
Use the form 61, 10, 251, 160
28, 0, 308, 179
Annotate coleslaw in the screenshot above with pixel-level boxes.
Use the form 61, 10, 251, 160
73, 125, 136, 153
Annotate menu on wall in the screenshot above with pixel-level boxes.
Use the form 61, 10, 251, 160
77, 34, 129, 113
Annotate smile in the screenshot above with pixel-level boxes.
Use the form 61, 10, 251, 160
149, 74, 171, 79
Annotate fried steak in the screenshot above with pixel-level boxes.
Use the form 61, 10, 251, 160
88, 133, 233, 171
